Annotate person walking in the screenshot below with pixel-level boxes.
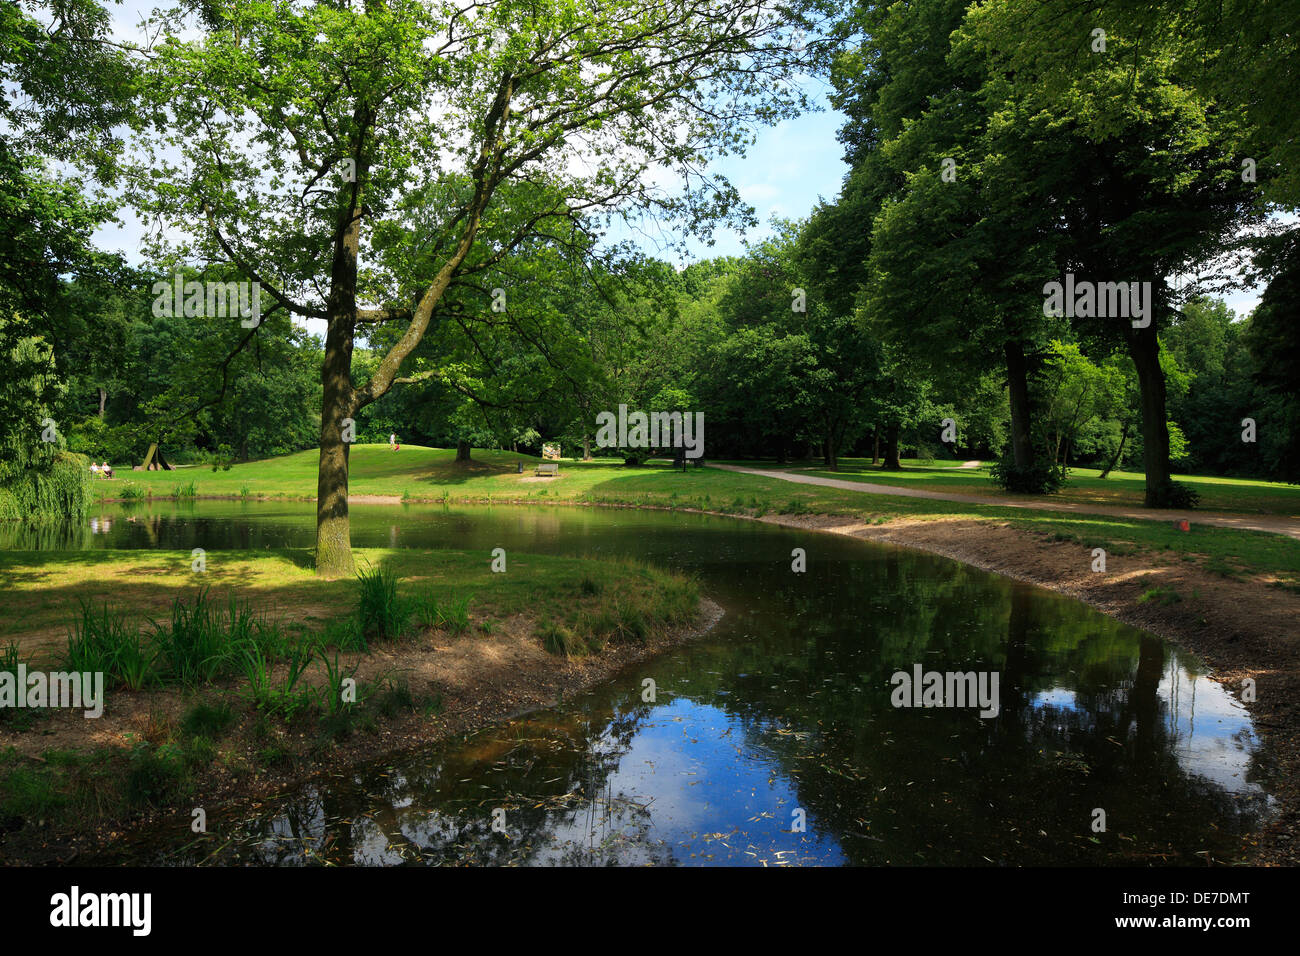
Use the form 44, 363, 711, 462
389, 432, 398, 451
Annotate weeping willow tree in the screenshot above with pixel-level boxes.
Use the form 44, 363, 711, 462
0, 325, 93, 522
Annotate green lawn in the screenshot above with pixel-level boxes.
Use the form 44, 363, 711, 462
763, 458, 1300, 517
0, 545, 693, 660
86, 444, 1300, 587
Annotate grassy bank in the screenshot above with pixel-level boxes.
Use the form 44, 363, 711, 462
0, 546, 703, 860
0, 545, 694, 655
91, 445, 1300, 587
103, 445, 1300, 516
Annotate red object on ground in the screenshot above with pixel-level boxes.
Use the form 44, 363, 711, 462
1176, 519, 1190, 531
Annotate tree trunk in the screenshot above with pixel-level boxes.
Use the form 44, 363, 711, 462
1004, 340, 1035, 470
872, 427, 880, 465
582, 435, 591, 461
315, 318, 357, 578
98, 386, 107, 419
314, 157, 363, 579
1099, 421, 1130, 479
883, 422, 901, 470
455, 439, 472, 463
1126, 324, 1172, 505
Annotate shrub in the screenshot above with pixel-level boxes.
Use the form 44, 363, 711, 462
1146, 480, 1200, 509
0, 423, 94, 524
988, 457, 1065, 494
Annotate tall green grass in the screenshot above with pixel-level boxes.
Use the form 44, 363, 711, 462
356, 564, 406, 642
171, 480, 199, 498
65, 600, 156, 690
61, 591, 289, 691
412, 593, 473, 634
538, 621, 589, 657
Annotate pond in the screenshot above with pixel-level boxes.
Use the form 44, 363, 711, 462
6, 500, 1275, 864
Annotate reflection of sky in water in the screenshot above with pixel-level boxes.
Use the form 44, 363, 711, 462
1158, 652, 1267, 798
235, 697, 847, 866
567, 697, 844, 865
1031, 648, 1268, 801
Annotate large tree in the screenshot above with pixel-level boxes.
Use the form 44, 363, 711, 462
131, 0, 820, 575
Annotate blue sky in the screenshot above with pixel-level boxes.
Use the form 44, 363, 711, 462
623, 96, 851, 263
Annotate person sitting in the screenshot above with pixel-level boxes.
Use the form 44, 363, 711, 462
101, 461, 114, 479
90, 461, 101, 477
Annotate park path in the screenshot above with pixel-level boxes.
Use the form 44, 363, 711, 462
710, 463, 1300, 541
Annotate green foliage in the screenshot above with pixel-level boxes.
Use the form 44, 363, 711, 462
0, 327, 94, 521
1145, 480, 1201, 510
239, 643, 315, 721
989, 457, 1066, 496
63, 590, 287, 691
150, 587, 250, 685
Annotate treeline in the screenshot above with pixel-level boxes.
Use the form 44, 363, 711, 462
4, 0, 1298, 521
12, 198, 1298, 498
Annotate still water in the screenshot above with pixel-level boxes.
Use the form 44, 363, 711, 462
6, 500, 1274, 864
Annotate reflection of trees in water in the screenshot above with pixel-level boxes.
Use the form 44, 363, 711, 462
710, 578, 1270, 865
181, 696, 679, 866
0, 518, 97, 550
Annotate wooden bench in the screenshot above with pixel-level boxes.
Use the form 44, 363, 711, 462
535, 462, 559, 477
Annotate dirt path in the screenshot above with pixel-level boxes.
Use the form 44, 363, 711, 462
712, 463, 1300, 540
